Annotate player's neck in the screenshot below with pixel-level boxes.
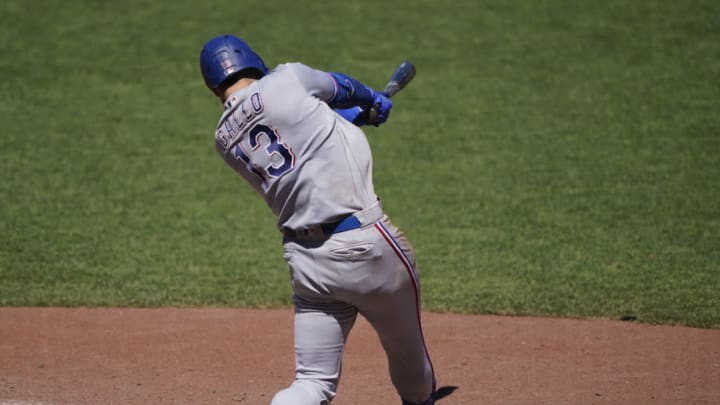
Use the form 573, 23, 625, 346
220, 78, 257, 102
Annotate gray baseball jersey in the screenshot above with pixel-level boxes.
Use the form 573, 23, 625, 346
214, 63, 378, 231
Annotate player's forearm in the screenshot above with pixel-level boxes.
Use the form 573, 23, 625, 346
327, 72, 376, 109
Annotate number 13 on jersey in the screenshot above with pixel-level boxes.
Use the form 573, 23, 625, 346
232, 123, 296, 189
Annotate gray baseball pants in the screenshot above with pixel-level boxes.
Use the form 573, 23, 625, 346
270, 215, 435, 405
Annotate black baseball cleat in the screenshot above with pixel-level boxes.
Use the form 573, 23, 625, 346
432, 386, 458, 401
402, 386, 459, 405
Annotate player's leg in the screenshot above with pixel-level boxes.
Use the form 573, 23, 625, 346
356, 218, 435, 404
270, 299, 358, 405
271, 243, 359, 405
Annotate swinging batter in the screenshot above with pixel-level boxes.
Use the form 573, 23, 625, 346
199, 34, 455, 405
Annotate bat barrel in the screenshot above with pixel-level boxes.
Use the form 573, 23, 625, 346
369, 61, 416, 122
383, 62, 416, 97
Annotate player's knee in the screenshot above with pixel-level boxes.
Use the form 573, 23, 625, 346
300, 378, 337, 404
269, 387, 295, 405
393, 369, 434, 405
271, 386, 322, 405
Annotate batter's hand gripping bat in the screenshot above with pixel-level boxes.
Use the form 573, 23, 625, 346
368, 61, 416, 123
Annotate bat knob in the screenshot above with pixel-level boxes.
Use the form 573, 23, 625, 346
367, 106, 379, 123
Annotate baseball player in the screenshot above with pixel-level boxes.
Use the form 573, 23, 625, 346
199, 34, 455, 405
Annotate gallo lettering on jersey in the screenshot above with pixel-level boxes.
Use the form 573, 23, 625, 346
216, 92, 264, 150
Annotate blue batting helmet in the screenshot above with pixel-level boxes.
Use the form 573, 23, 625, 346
200, 34, 268, 89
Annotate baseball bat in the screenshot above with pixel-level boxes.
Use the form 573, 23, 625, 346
368, 61, 416, 122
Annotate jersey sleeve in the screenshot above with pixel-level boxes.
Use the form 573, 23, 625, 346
280, 62, 338, 102
280, 62, 376, 111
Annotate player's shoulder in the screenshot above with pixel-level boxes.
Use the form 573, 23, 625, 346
262, 63, 319, 95
269, 62, 315, 78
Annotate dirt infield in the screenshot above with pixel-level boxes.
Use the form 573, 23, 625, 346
1, 308, 718, 404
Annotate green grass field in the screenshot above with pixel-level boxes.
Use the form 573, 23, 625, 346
1, 0, 718, 328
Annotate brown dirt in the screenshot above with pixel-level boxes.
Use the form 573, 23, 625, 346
1, 308, 718, 405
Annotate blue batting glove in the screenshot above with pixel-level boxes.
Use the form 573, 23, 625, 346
369, 92, 393, 126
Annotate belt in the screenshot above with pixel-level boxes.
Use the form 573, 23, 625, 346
283, 204, 383, 242
329, 214, 363, 233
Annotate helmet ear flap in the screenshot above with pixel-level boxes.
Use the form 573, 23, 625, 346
200, 35, 268, 89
